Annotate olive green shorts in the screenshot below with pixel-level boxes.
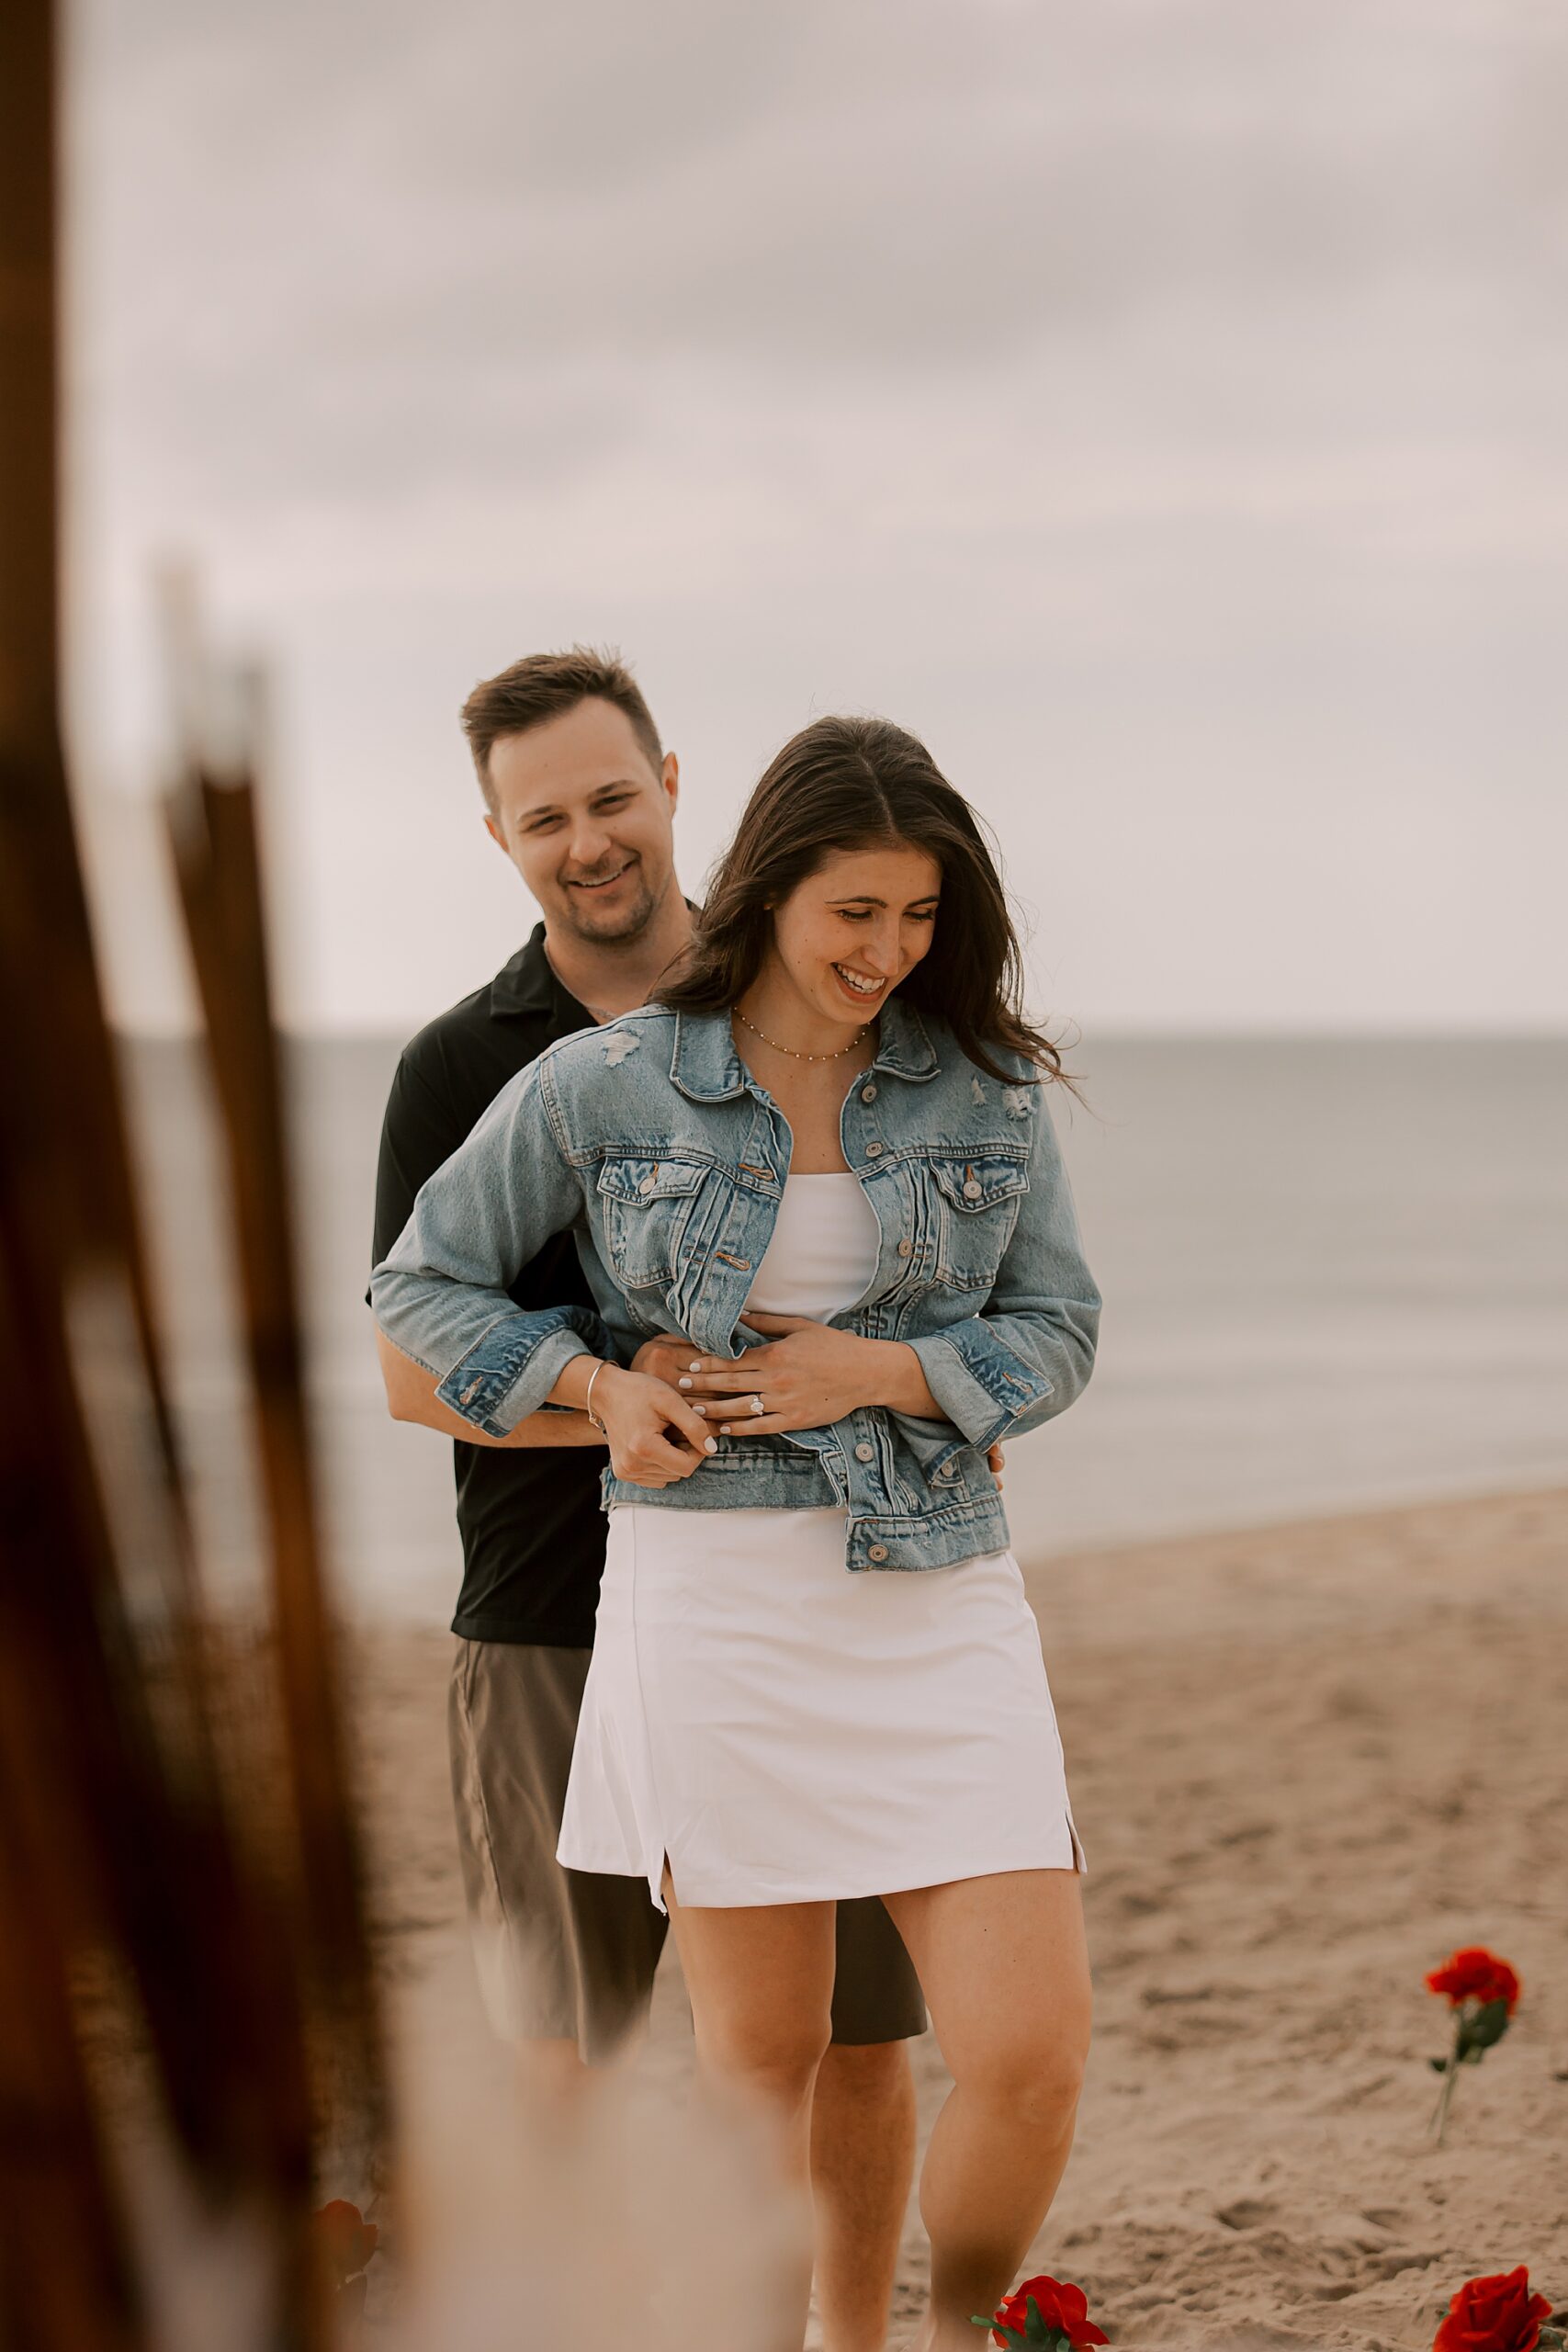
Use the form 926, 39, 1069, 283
449, 1638, 928, 2064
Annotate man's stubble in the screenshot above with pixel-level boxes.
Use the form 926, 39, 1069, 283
552, 859, 670, 952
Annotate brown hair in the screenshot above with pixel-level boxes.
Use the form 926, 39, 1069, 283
656, 714, 1072, 1087
460, 645, 663, 808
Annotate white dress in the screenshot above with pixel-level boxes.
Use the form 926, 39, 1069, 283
557, 1172, 1085, 1910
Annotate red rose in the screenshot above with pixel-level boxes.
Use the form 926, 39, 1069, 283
314, 2199, 378, 2285
992, 2274, 1110, 2348
1426, 1948, 1521, 2015
1434, 2267, 1552, 2352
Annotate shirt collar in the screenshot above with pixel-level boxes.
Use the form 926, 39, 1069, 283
488, 923, 585, 1028
670, 994, 941, 1102
490, 905, 703, 1028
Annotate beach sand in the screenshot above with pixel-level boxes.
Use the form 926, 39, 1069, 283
351, 1486, 1568, 2349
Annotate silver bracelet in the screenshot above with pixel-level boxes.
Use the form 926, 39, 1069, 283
583, 1360, 611, 1432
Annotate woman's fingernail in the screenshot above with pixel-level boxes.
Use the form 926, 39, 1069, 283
692, 1404, 706, 1417
705, 1437, 717, 1453
688, 1361, 703, 1373
719, 1424, 732, 1435
678, 1376, 693, 1389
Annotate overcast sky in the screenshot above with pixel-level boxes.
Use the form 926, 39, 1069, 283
67, 0, 1568, 1033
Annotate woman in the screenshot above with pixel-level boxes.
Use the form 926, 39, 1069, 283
373, 715, 1100, 2352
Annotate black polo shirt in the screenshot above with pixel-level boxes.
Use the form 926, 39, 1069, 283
371, 925, 607, 1646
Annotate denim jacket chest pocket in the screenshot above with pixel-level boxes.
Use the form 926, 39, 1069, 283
926, 1151, 1030, 1290
596, 1156, 710, 1287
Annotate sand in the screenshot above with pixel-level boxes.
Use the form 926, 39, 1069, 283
350, 1486, 1568, 2350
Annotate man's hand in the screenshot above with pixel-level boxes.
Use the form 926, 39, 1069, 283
629, 1331, 702, 1388
591, 1363, 718, 1489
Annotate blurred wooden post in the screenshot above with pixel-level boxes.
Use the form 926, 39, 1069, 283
0, 6, 146, 2345
0, 0, 56, 752
166, 658, 388, 2156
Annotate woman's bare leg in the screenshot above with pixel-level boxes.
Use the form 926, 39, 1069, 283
811, 2039, 917, 2352
882, 1871, 1090, 2352
663, 1874, 838, 2347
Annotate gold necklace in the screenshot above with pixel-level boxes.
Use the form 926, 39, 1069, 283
733, 1007, 873, 1064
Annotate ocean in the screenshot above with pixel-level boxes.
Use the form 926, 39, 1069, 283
119, 1035, 1568, 1623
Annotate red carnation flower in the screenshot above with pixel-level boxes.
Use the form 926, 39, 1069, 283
1425, 1946, 1521, 2144
979, 2273, 1110, 2349
1433, 2266, 1555, 2352
313, 2199, 378, 2287
1427, 1949, 1522, 2015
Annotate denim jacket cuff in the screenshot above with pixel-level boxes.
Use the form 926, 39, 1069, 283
905, 1326, 1053, 1452
434, 1307, 606, 1440
885, 1409, 969, 1484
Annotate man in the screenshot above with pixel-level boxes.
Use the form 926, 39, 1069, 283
372, 648, 923, 2352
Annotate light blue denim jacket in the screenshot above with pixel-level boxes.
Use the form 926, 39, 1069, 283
371, 998, 1099, 1573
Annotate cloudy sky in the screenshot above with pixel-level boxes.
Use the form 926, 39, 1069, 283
67, 0, 1568, 1033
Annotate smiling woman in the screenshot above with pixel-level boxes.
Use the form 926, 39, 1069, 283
658, 713, 1072, 1091
736, 837, 941, 1040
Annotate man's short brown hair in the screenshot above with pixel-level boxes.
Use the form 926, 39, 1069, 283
460, 646, 664, 809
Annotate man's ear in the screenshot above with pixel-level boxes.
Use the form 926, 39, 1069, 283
661, 752, 680, 812
483, 810, 505, 851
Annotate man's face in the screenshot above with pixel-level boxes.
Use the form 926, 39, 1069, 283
483, 698, 679, 944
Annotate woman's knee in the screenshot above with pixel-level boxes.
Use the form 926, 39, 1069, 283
952, 2027, 1087, 2124
698, 2008, 833, 2098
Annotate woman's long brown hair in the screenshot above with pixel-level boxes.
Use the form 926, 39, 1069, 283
656, 714, 1073, 1087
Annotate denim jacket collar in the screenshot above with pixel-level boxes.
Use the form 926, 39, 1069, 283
669, 996, 941, 1102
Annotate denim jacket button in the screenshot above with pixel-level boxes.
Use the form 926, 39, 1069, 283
860, 1083, 877, 1102
638, 1174, 658, 1195
854, 1441, 874, 1462
864, 1140, 884, 1158
867, 1543, 889, 1562
963, 1177, 983, 1200
897, 1238, 913, 1258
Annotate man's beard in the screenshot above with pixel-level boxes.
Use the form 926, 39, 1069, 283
555, 860, 661, 944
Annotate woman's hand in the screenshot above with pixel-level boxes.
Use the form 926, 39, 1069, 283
636, 1321, 1005, 1481
675, 1316, 886, 1434
591, 1363, 717, 1488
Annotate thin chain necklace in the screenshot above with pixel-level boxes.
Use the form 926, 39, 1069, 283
733, 1006, 873, 1063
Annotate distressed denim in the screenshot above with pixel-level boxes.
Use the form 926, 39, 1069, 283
371, 998, 1099, 1572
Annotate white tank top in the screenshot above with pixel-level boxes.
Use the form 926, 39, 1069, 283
744, 1172, 881, 1322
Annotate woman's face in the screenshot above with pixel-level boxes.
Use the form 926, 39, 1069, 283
766, 841, 942, 1029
